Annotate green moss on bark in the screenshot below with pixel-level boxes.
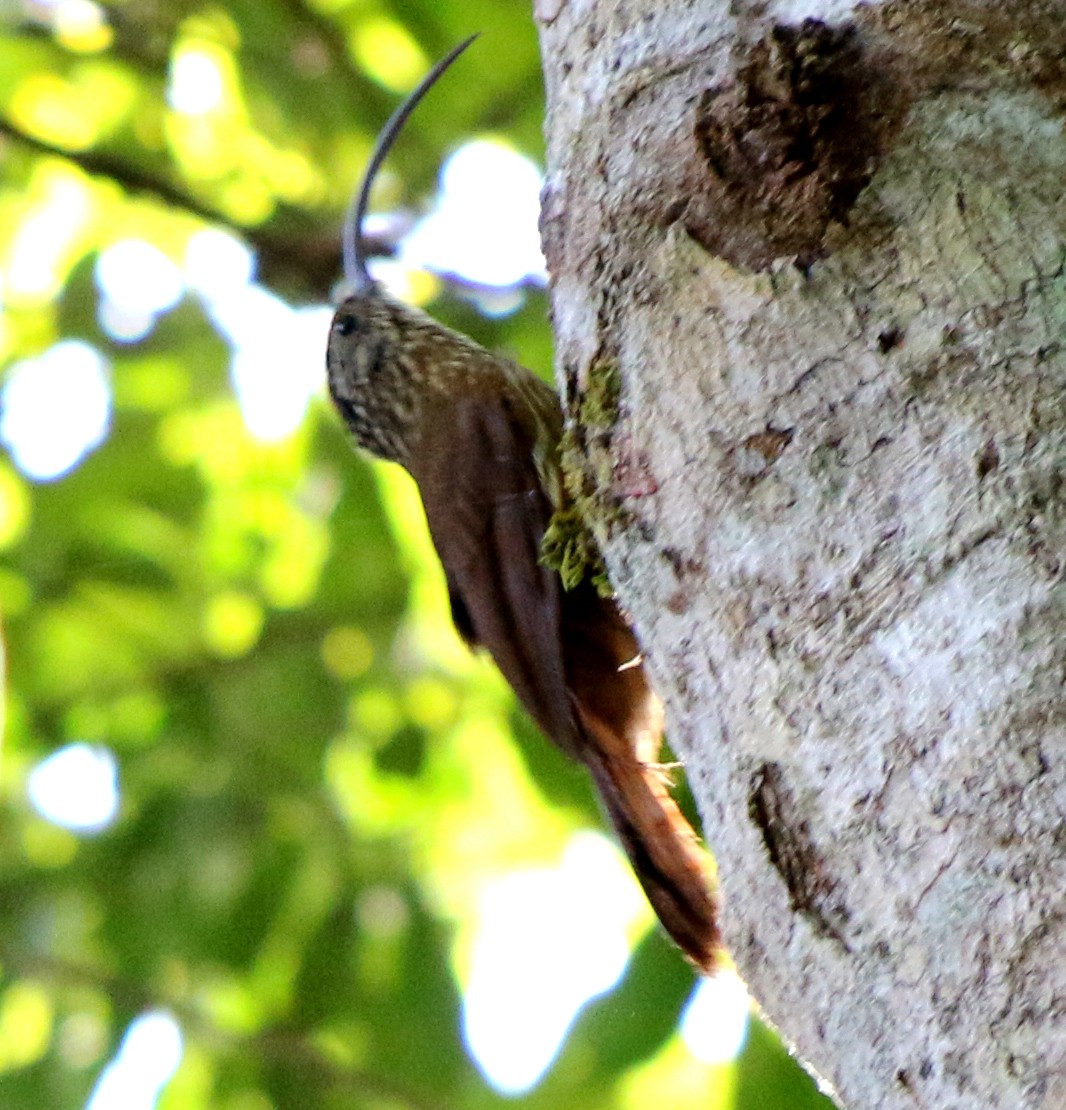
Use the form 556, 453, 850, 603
540, 358, 626, 596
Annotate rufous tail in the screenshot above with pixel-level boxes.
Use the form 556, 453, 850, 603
584, 745, 722, 975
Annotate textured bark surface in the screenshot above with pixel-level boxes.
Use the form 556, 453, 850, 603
536, 2, 1066, 1108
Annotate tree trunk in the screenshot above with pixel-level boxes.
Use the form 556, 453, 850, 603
535, 2, 1066, 1108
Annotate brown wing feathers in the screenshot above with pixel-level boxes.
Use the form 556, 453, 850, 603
414, 388, 721, 974
417, 394, 576, 750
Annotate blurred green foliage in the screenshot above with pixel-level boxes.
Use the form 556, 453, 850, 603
0, 2, 836, 1107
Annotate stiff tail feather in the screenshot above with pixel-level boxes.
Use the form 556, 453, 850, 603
583, 743, 721, 975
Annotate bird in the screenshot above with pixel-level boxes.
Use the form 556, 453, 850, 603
326, 37, 721, 975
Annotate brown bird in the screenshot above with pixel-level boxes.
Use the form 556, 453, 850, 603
326, 38, 721, 974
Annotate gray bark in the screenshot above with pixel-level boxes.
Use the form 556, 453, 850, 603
535, 2, 1066, 1108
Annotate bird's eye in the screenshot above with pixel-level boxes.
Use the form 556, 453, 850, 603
334, 315, 358, 337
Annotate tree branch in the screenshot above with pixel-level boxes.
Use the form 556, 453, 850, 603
0, 116, 347, 297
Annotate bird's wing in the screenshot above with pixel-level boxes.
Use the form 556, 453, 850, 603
411, 389, 580, 756
411, 386, 721, 973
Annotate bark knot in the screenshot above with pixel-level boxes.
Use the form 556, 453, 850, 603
749, 761, 851, 946
690, 19, 909, 269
